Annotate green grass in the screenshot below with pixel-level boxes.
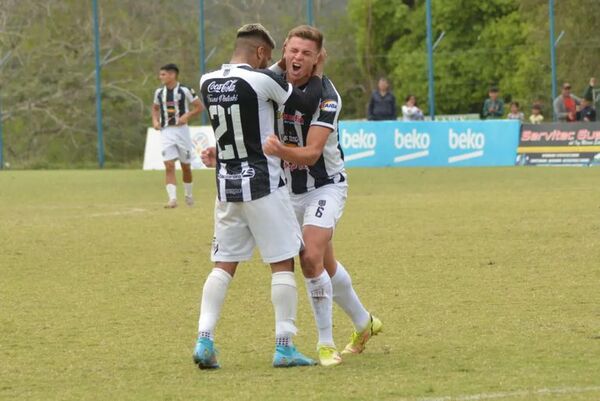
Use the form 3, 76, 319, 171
1, 167, 600, 401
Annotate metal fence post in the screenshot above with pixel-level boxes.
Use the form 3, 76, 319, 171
92, 0, 105, 168
0, 94, 4, 169
307, 0, 314, 26
426, 0, 435, 119
199, 0, 207, 125
549, 0, 557, 121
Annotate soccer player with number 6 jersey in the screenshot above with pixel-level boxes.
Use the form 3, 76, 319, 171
263, 25, 383, 366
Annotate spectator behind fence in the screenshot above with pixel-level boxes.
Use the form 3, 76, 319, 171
583, 77, 596, 102
507, 101, 524, 121
577, 98, 597, 122
482, 87, 504, 119
401, 95, 424, 121
529, 104, 544, 124
368, 77, 397, 120
553, 82, 581, 122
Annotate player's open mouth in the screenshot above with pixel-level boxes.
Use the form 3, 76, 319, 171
292, 63, 302, 72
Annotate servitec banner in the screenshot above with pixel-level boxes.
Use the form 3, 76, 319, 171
516, 122, 600, 166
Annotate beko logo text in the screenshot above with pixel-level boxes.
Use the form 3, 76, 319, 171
449, 128, 485, 150
341, 129, 377, 149
395, 129, 430, 149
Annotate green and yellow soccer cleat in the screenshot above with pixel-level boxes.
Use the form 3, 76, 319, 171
341, 315, 383, 355
317, 344, 342, 367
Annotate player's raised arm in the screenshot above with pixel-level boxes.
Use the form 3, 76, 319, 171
286, 77, 322, 115
260, 69, 323, 116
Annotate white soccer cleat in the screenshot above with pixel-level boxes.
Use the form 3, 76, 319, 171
164, 199, 177, 209
185, 195, 195, 207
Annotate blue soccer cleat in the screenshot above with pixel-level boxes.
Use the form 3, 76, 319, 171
272, 345, 317, 368
193, 337, 220, 369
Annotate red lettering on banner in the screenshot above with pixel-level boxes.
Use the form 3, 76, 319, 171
522, 129, 576, 142
547, 129, 575, 141
577, 129, 600, 140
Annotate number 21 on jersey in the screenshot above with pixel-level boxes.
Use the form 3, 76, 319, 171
209, 104, 248, 160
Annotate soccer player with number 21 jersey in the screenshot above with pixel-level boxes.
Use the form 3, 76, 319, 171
193, 23, 325, 369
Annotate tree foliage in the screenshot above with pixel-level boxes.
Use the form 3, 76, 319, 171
349, 0, 599, 116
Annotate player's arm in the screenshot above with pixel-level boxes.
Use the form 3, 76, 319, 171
178, 99, 203, 125
201, 146, 217, 168
284, 75, 323, 115
269, 60, 286, 74
152, 89, 161, 130
263, 126, 330, 166
151, 104, 161, 130
178, 89, 204, 125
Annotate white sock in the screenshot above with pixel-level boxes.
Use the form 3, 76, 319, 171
184, 182, 193, 197
197, 268, 232, 340
271, 271, 297, 347
305, 269, 334, 346
331, 261, 371, 332
166, 183, 177, 200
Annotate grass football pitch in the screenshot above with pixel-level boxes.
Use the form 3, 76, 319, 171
1, 167, 599, 401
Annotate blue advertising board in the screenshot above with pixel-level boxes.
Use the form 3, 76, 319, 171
338, 120, 520, 167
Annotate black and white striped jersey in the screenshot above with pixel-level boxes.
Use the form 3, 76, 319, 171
200, 63, 323, 202
153, 83, 198, 127
276, 76, 346, 194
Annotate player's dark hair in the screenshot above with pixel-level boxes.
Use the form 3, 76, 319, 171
160, 64, 179, 75
405, 94, 416, 103
286, 25, 324, 51
236, 23, 276, 49
489, 87, 499, 93
511, 101, 520, 108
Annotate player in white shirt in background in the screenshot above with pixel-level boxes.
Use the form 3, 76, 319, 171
152, 64, 202, 208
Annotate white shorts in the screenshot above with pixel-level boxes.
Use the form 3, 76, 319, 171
290, 183, 348, 229
211, 187, 304, 264
161, 125, 194, 164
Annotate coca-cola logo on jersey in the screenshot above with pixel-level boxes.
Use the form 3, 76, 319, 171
207, 80, 238, 93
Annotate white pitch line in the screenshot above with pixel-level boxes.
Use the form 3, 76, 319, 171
448, 150, 484, 163
345, 150, 376, 161
88, 208, 148, 217
394, 150, 430, 163
412, 385, 600, 401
